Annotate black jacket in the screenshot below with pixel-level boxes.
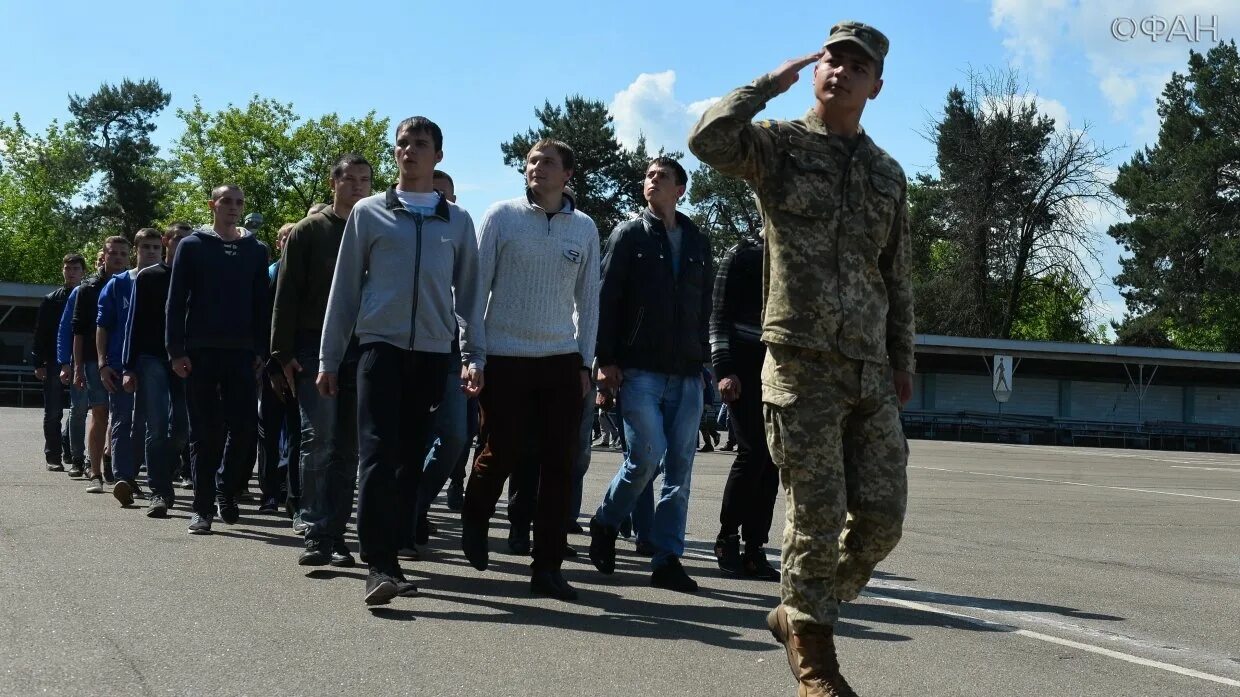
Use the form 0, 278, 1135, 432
596, 209, 713, 376
709, 237, 764, 379
31, 286, 71, 368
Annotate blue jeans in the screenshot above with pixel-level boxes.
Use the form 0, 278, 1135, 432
416, 363, 468, 522
297, 342, 359, 544
108, 388, 137, 481
595, 369, 703, 568
137, 355, 188, 498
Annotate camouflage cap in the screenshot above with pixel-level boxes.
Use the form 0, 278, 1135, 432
823, 21, 889, 66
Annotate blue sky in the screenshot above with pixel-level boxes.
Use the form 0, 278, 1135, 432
2, 0, 1234, 330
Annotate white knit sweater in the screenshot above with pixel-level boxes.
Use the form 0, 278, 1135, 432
475, 195, 600, 367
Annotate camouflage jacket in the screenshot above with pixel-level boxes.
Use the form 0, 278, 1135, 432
688, 74, 916, 372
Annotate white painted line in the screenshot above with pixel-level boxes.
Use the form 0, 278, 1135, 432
1171, 466, 1240, 473
912, 466, 1240, 503
865, 592, 1240, 689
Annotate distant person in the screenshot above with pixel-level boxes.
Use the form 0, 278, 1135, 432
33, 253, 85, 472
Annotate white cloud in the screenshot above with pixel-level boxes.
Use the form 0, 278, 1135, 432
990, 0, 1229, 122
609, 70, 718, 154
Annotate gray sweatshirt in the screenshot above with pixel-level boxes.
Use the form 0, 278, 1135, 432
320, 188, 484, 374
475, 193, 600, 368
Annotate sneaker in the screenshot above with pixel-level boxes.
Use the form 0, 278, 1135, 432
741, 550, 781, 581
112, 480, 135, 507
461, 517, 490, 571
146, 495, 169, 518
446, 480, 464, 512
187, 513, 213, 534
85, 476, 104, 494
298, 539, 332, 566
562, 543, 578, 559
258, 497, 280, 515
530, 570, 579, 601
216, 499, 240, 525
46, 462, 64, 472
651, 557, 699, 593
715, 534, 743, 576
67, 466, 84, 478
130, 481, 146, 499
364, 571, 399, 606
292, 514, 309, 535
392, 572, 419, 598
330, 542, 356, 568
588, 518, 618, 575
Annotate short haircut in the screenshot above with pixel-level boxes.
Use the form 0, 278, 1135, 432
331, 153, 372, 180
432, 169, 453, 185
278, 223, 295, 237
395, 116, 443, 152
648, 156, 688, 186
134, 228, 162, 245
62, 253, 86, 271
165, 222, 193, 238
104, 235, 130, 250
527, 138, 575, 173
308, 203, 330, 215
211, 184, 242, 201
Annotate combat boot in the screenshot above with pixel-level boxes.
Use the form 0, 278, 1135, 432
766, 605, 859, 697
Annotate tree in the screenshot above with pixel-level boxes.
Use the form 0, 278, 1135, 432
67, 78, 172, 238
912, 68, 1117, 341
0, 115, 93, 283
501, 96, 665, 239
1109, 41, 1240, 351
688, 164, 761, 260
169, 96, 394, 247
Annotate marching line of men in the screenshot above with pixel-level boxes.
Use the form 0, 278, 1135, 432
29, 21, 913, 695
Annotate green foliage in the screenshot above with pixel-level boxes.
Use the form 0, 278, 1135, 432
500, 96, 678, 239
169, 96, 395, 247
687, 164, 761, 260
1109, 41, 1240, 350
67, 78, 172, 238
0, 115, 93, 283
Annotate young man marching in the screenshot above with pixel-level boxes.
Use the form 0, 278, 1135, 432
461, 138, 600, 602
318, 119, 484, 606
690, 22, 915, 696
167, 185, 271, 534
33, 254, 85, 472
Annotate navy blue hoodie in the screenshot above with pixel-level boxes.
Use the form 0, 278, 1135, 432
165, 228, 270, 359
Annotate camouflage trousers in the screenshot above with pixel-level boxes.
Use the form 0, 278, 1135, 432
761, 343, 907, 630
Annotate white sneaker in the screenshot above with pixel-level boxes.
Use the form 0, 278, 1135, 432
85, 476, 104, 494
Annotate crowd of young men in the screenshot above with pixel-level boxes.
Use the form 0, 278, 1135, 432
28, 21, 913, 695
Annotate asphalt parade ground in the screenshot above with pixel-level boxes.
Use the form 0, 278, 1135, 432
0, 406, 1237, 696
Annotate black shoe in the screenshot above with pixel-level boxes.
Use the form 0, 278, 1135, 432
715, 534, 743, 576
567, 520, 585, 535
397, 547, 421, 561
698, 443, 714, 453
562, 544, 578, 559
507, 526, 531, 556
67, 466, 84, 478
530, 570, 579, 601
146, 495, 168, 518
414, 514, 431, 546
187, 513, 213, 535
588, 518, 618, 575
47, 462, 64, 472
330, 542, 356, 568
131, 481, 145, 499
364, 571, 399, 606
299, 539, 332, 566
216, 499, 240, 525
393, 572, 419, 598
741, 549, 781, 581
634, 540, 655, 557
446, 480, 464, 511
721, 442, 735, 452
258, 497, 280, 514
651, 557, 699, 593
461, 517, 489, 571
112, 479, 135, 507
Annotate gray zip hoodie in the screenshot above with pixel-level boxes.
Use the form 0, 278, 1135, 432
319, 187, 484, 374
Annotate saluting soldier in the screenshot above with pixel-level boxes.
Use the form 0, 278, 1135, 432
689, 20, 915, 697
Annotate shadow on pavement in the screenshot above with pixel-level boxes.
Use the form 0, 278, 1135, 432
866, 586, 1126, 622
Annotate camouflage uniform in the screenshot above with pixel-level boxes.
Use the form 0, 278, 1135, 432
688, 24, 915, 632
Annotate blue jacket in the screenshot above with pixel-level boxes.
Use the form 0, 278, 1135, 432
97, 270, 137, 368
166, 228, 270, 358
56, 287, 80, 366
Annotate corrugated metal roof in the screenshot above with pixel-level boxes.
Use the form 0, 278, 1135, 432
917, 334, 1240, 369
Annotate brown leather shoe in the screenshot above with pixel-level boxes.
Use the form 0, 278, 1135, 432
766, 605, 859, 697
